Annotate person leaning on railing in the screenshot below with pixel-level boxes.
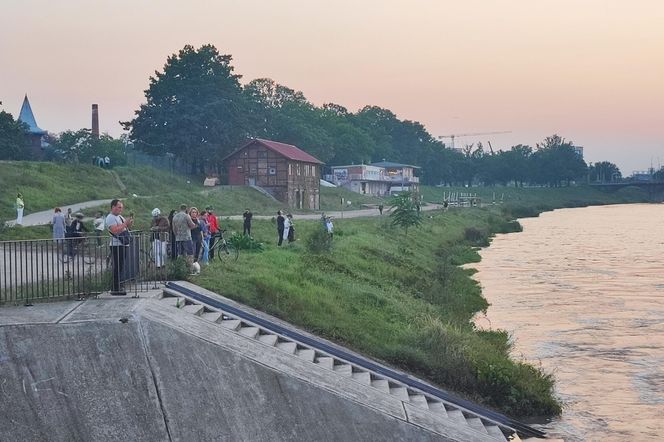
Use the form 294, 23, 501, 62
106, 199, 134, 296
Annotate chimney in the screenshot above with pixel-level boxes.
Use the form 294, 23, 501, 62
91, 104, 99, 139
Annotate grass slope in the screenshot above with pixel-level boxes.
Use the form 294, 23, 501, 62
195, 210, 560, 417
0, 162, 120, 220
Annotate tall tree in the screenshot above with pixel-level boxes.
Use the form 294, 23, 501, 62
122, 44, 248, 173
0, 110, 28, 160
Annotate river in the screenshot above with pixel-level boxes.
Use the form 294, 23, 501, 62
471, 204, 664, 441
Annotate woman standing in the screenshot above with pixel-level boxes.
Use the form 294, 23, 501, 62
16, 193, 24, 225
52, 207, 66, 242
189, 207, 203, 263
286, 213, 295, 243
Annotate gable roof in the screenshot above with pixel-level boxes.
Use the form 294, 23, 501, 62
225, 138, 323, 164
370, 161, 420, 169
18, 95, 46, 135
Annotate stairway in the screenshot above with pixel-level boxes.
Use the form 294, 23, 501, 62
159, 287, 515, 441
249, 185, 279, 202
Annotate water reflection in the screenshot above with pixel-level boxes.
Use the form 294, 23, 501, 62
471, 204, 664, 441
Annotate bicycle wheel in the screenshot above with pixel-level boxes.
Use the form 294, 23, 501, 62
216, 243, 239, 262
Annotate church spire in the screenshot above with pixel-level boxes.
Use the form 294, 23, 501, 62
18, 95, 46, 135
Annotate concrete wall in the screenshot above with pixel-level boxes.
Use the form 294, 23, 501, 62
0, 315, 449, 441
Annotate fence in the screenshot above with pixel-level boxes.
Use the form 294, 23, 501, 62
0, 231, 170, 305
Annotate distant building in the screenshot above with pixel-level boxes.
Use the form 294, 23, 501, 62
630, 169, 654, 182
370, 161, 420, 195
223, 138, 322, 210
572, 145, 584, 158
17, 95, 47, 159
329, 164, 391, 196
326, 161, 420, 196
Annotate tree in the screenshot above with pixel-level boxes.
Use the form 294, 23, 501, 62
390, 191, 422, 235
122, 44, 249, 173
589, 161, 621, 183
47, 129, 127, 165
505, 145, 533, 186
0, 110, 28, 160
533, 135, 587, 186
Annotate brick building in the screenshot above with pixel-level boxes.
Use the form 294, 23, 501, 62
223, 138, 322, 210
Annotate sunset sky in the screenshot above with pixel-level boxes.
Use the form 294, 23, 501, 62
1, 0, 662, 173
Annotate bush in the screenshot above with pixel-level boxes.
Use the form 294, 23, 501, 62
227, 233, 264, 252
167, 256, 190, 280
464, 227, 489, 246
306, 226, 333, 254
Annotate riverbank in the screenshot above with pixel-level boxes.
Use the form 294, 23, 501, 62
1, 166, 652, 418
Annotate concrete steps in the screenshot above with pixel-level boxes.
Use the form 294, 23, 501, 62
159, 288, 511, 441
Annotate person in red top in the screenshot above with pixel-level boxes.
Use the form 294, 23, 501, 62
206, 206, 220, 259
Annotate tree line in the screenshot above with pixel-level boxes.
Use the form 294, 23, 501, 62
2, 44, 627, 185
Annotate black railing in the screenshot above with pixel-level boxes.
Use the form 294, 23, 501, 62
0, 231, 169, 305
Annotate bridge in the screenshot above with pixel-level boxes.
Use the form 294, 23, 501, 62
590, 181, 664, 200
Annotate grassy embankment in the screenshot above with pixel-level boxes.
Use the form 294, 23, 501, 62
0, 162, 381, 240
1, 162, 651, 417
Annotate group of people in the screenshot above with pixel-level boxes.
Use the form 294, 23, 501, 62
151, 205, 232, 270
51, 207, 106, 256
276, 211, 295, 246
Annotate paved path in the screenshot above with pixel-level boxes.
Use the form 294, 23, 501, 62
4, 199, 113, 228
223, 203, 442, 221
5, 199, 443, 227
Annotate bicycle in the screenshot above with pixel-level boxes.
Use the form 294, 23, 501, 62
58, 236, 98, 265
212, 230, 239, 262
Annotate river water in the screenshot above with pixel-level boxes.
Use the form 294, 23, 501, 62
471, 204, 664, 441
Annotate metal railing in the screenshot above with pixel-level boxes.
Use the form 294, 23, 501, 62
0, 231, 170, 305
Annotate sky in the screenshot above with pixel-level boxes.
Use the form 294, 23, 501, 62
1, 0, 662, 173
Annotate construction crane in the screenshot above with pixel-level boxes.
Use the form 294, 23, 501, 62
437, 131, 512, 150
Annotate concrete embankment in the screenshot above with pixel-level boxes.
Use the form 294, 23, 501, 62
0, 295, 465, 441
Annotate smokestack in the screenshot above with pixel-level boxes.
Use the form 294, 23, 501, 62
91, 104, 99, 139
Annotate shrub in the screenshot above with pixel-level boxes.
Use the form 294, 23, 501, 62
227, 233, 264, 252
464, 227, 489, 246
306, 226, 333, 254
167, 256, 190, 280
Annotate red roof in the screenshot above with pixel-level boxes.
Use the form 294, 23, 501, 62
227, 138, 323, 164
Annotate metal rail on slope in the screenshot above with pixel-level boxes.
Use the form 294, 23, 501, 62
165, 281, 546, 439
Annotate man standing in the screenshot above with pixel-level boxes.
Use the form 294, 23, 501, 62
15, 193, 24, 225
243, 208, 253, 236
106, 199, 133, 296
276, 210, 285, 246
206, 206, 219, 259
172, 204, 195, 264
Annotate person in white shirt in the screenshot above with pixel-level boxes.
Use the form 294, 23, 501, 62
105, 199, 133, 296
16, 193, 24, 225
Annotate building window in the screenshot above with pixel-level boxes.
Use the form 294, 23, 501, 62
269, 167, 276, 176
289, 164, 292, 175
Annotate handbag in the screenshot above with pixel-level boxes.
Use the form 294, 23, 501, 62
116, 230, 131, 246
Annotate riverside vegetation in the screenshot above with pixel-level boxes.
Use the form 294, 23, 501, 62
1, 162, 651, 417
